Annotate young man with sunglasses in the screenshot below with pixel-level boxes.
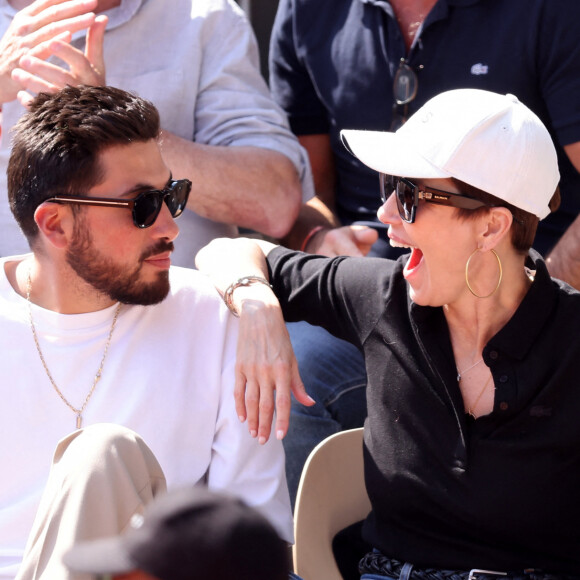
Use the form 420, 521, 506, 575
0, 0, 314, 267
0, 85, 292, 580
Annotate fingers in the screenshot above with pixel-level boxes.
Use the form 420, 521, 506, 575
234, 364, 249, 424
25, 0, 97, 19
235, 364, 275, 444
245, 366, 277, 445
274, 388, 291, 442
10, 1, 96, 60
351, 225, 379, 255
315, 227, 365, 257
14, 14, 107, 96
16, 89, 34, 108
256, 380, 276, 445
0, 0, 97, 102
274, 366, 314, 441
352, 225, 379, 243
291, 378, 315, 407
85, 15, 107, 79
27, 30, 72, 60
46, 37, 104, 84
14, 54, 71, 92
238, 366, 313, 444
24, 12, 97, 49
24, 0, 97, 29
244, 377, 261, 440
334, 234, 365, 256
265, 358, 293, 442
234, 348, 300, 444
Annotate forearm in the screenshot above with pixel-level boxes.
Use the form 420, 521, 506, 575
160, 131, 302, 238
196, 237, 277, 296
546, 213, 580, 290
280, 196, 340, 250
279, 133, 342, 250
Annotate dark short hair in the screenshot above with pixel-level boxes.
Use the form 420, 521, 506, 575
452, 178, 561, 254
7, 85, 161, 245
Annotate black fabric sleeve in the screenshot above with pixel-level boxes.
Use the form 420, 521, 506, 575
266, 246, 404, 346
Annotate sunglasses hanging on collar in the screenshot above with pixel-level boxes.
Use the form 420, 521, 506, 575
390, 59, 422, 131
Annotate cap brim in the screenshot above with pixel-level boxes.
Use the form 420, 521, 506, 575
341, 129, 450, 179
63, 535, 135, 575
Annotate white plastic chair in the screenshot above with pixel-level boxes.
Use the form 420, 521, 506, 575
292, 427, 371, 580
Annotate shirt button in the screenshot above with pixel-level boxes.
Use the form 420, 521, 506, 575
499, 402, 509, 411
499, 375, 508, 383
452, 458, 465, 474
489, 351, 499, 360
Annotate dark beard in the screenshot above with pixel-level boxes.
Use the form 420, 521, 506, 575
66, 216, 173, 305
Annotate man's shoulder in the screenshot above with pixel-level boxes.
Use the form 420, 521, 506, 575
164, 266, 235, 325
128, 266, 235, 342
168, 266, 223, 302
0, 253, 29, 299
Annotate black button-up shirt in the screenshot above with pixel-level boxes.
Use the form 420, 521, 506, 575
267, 247, 580, 572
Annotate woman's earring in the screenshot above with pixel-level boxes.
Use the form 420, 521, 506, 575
465, 248, 502, 298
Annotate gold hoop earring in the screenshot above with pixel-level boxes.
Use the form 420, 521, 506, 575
465, 249, 502, 298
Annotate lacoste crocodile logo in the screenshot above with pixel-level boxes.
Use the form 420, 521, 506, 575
471, 63, 489, 75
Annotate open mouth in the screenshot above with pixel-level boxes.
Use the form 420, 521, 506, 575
403, 247, 424, 279
389, 237, 424, 278
406, 247, 423, 268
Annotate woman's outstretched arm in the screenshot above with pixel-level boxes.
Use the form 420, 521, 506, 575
196, 238, 314, 443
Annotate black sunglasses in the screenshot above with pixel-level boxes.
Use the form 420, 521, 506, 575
390, 59, 420, 132
46, 178, 192, 228
379, 174, 489, 224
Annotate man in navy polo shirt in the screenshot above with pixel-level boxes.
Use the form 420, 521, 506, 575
271, 0, 580, 508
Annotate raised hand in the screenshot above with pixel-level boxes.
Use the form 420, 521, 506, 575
0, 0, 99, 104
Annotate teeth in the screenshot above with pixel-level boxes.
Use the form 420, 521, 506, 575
389, 239, 415, 249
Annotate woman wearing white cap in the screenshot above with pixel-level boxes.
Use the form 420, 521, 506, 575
196, 89, 580, 577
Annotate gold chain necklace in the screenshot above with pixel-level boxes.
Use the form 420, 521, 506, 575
26, 270, 121, 430
465, 374, 493, 419
456, 357, 484, 382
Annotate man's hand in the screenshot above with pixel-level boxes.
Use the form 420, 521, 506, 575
546, 142, 580, 291
307, 224, 379, 257
12, 14, 107, 107
0, 0, 99, 104
546, 212, 580, 290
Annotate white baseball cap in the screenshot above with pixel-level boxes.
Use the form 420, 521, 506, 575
341, 89, 560, 219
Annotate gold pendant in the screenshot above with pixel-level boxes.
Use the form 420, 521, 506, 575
76, 414, 82, 430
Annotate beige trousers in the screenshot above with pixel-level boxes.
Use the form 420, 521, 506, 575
15, 424, 167, 580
